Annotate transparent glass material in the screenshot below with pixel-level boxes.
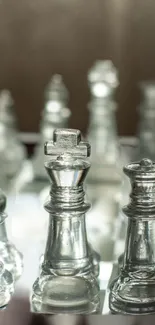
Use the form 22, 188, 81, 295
0, 90, 26, 178
86, 182, 121, 262
137, 82, 155, 160
109, 159, 155, 315
31, 129, 100, 314
86, 61, 122, 261
0, 260, 14, 308
32, 74, 71, 180
0, 189, 23, 281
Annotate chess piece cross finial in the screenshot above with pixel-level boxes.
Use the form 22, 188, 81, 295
44, 129, 91, 158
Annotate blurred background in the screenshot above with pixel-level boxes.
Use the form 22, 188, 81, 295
1, 0, 154, 136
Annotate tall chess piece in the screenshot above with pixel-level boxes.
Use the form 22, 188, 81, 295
32, 74, 71, 180
31, 129, 100, 314
0, 90, 26, 179
137, 82, 155, 160
109, 158, 155, 315
86, 60, 122, 261
0, 188, 23, 281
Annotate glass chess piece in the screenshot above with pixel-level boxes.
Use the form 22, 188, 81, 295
137, 82, 155, 160
0, 90, 26, 181
30, 74, 71, 192
0, 260, 14, 308
86, 60, 122, 261
109, 158, 155, 315
31, 128, 100, 314
0, 188, 23, 281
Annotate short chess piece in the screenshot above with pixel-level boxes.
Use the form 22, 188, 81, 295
109, 158, 155, 315
0, 188, 23, 281
0, 90, 26, 179
32, 74, 71, 180
31, 129, 100, 314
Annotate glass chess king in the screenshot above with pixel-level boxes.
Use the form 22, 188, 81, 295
31, 128, 100, 314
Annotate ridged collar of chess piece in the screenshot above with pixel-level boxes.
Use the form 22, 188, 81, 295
123, 158, 155, 218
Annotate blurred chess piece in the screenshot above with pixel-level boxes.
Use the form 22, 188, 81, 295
0, 90, 26, 179
31, 129, 100, 314
0, 188, 23, 281
0, 190, 15, 308
137, 82, 155, 160
32, 74, 71, 180
86, 60, 122, 261
109, 158, 155, 315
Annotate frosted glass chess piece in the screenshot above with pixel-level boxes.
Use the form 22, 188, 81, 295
137, 82, 155, 160
0, 188, 23, 281
0, 90, 26, 179
31, 129, 100, 314
86, 60, 122, 261
32, 74, 71, 181
109, 158, 155, 315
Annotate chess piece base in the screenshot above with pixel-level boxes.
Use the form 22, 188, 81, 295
31, 272, 100, 314
109, 269, 155, 315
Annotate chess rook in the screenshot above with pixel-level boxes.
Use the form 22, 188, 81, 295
31, 129, 100, 314
109, 158, 155, 315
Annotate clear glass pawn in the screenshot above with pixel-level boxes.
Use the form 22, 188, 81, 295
32, 74, 71, 182
86, 60, 122, 261
31, 129, 100, 314
0, 90, 26, 180
0, 188, 23, 281
137, 82, 155, 160
109, 158, 155, 315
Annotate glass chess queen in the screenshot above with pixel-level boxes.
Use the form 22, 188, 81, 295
109, 158, 155, 315
31, 129, 100, 314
